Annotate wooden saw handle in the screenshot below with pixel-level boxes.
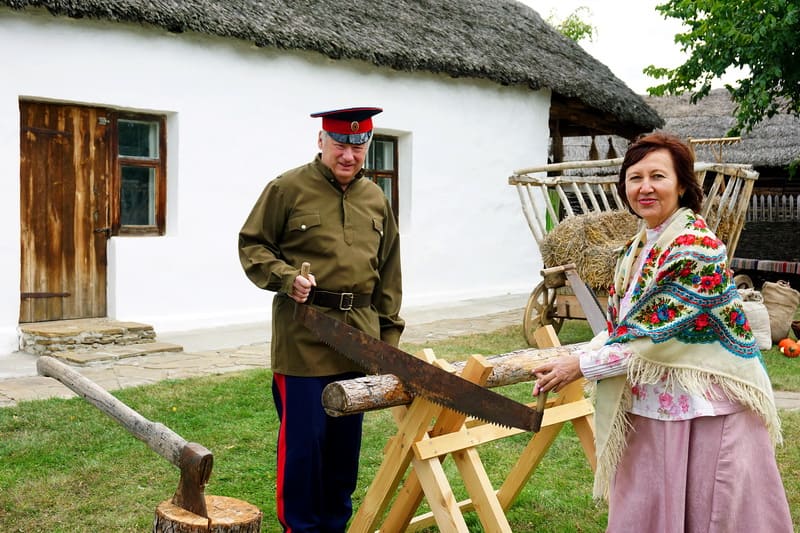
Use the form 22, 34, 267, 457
536, 386, 548, 413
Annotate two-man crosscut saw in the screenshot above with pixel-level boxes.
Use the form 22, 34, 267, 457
294, 263, 544, 432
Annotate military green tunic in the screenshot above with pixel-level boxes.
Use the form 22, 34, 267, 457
238, 155, 404, 376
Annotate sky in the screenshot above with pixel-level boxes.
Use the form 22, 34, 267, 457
518, 0, 694, 94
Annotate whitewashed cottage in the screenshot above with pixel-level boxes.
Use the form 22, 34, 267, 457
0, 0, 662, 354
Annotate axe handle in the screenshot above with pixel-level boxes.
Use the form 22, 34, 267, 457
300, 261, 311, 279
37, 356, 187, 467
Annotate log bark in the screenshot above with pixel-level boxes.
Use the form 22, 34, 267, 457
153, 495, 262, 533
322, 344, 585, 416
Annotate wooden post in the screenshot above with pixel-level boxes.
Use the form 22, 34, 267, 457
532, 325, 560, 349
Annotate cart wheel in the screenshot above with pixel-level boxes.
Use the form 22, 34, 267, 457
733, 273, 754, 290
523, 282, 564, 346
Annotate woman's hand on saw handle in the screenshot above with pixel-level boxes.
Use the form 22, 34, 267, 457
532, 355, 583, 396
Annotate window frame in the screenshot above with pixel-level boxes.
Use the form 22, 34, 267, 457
110, 112, 167, 236
363, 134, 399, 219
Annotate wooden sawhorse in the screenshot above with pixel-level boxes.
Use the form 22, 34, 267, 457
347, 326, 596, 532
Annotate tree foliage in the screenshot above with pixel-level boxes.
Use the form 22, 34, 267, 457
644, 0, 800, 135
547, 6, 596, 44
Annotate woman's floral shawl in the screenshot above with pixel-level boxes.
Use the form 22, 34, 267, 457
592, 207, 781, 499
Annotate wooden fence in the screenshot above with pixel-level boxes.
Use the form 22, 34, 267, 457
747, 193, 800, 222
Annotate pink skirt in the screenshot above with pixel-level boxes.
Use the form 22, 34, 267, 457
607, 410, 793, 532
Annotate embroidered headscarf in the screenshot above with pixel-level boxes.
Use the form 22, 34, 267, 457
592, 207, 781, 499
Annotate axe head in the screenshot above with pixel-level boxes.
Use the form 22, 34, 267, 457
172, 442, 214, 518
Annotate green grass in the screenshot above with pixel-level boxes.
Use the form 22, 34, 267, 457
1, 320, 798, 531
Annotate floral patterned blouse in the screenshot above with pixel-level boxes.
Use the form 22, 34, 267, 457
579, 215, 743, 420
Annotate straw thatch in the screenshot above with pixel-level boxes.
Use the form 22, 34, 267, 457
540, 210, 640, 290
1, 0, 662, 136
559, 89, 800, 177
643, 89, 800, 169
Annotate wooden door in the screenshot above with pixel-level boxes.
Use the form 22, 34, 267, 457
19, 101, 111, 323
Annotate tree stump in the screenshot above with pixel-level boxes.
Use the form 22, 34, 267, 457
153, 495, 262, 533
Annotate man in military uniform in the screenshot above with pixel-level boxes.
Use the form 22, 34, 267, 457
238, 107, 403, 532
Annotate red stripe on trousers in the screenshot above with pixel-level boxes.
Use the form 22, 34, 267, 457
273, 373, 291, 532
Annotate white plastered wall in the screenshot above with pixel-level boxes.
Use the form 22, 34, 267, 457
0, 8, 549, 352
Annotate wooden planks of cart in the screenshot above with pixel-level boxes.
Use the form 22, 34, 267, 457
509, 155, 759, 346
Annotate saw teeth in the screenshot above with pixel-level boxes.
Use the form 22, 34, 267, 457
425, 400, 512, 429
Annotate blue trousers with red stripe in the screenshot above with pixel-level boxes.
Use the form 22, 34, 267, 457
272, 372, 364, 532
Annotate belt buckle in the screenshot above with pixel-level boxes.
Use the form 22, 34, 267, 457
339, 292, 354, 311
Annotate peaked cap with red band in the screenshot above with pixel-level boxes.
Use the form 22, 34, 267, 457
310, 107, 382, 145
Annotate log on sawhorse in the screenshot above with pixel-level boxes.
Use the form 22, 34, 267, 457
333, 326, 596, 532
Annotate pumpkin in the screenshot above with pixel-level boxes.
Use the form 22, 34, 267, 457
781, 341, 800, 359
778, 338, 795, 352
786, 342, 800, 358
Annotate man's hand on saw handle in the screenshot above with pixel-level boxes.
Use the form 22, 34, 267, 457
290, 262, 316, 303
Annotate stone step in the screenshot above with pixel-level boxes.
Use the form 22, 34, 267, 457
50, 341, 184, 365
19, 318, 162, 356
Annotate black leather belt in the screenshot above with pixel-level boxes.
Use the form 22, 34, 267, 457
310, 289, 371, 311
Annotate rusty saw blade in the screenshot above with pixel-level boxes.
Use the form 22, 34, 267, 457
294, 303, 542, 431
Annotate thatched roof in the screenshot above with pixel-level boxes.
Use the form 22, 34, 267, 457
2, 0, 662, 138
644, 89, 800, 168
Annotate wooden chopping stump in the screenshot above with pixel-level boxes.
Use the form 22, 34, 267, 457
153, 495, 262, 532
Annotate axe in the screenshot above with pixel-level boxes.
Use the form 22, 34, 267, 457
37, 356, 213, 518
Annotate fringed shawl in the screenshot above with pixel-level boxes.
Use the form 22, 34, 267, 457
592, 208, 782, 500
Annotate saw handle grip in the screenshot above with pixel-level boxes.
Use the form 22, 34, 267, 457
536, 388, 548, 413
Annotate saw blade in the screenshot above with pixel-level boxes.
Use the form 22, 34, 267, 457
294, 303, 542, 432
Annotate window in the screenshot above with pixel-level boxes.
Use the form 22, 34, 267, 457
364, 135, 399, 219
112, 114, 167, 235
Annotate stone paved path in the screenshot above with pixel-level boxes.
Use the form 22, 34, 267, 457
0, 309, 523, 407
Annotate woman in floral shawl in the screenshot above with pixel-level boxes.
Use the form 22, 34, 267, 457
533, 132, 792, 532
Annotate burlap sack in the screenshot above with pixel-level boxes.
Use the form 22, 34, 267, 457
761, 280, 800, 343
738, 288, 772, 350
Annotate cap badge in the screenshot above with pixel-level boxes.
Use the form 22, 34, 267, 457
350, 121, 360, 132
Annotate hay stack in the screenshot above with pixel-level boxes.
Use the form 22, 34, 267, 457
540, 210, 640, 290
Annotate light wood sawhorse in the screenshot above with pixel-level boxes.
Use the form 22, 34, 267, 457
347, 326, 596, 532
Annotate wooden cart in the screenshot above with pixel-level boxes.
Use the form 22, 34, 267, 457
509, 157, 759, 346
